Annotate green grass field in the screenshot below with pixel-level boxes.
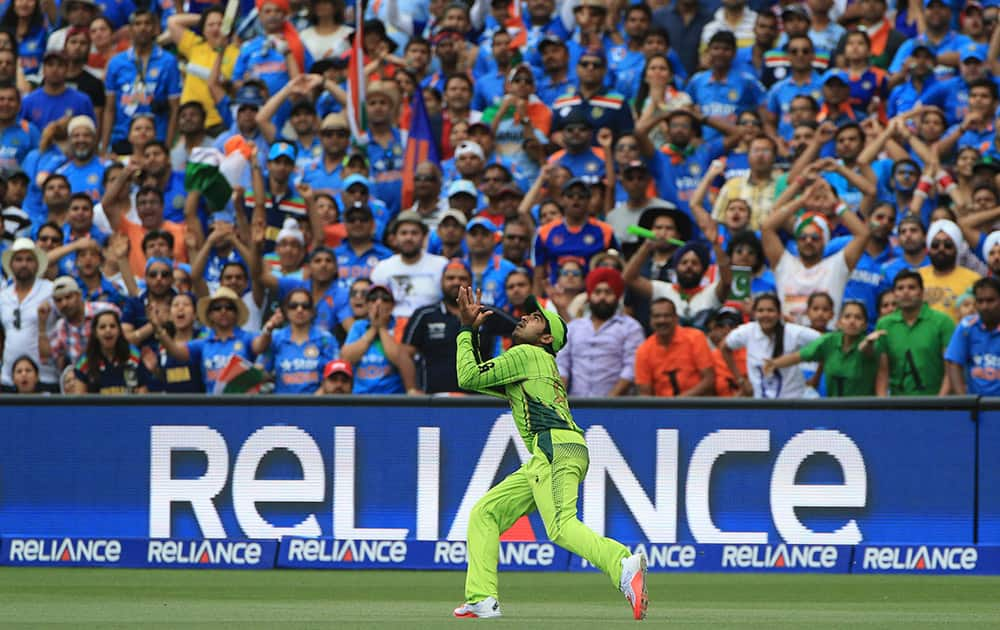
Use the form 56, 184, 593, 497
2, 568, 1000, 629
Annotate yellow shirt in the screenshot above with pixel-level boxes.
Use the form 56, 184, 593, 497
919, 265, 981, 322
711, 174, 779, 231
177, 30, 239, 128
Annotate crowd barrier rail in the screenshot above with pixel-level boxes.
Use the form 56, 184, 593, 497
1, 395, 997, 574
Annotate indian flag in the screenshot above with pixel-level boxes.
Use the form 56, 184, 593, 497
185, 146, 248, 213
212, 355, 268, 395
346, 8, 366, 140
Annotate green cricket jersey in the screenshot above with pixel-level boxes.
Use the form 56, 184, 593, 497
798, 330, 883, 397
875, 303, 955, 396
455, 328, 584, 455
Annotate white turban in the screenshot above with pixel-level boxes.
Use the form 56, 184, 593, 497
276, 217, 304, 245
983, 230, 1000, 260
926, 219, 964, 251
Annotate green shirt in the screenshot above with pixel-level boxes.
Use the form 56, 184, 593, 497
799, 330, 882, 397
875, 304, 956, 396
455, 328, 584, 456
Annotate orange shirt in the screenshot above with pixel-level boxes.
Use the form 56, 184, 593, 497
712, 346, 747, 398
119, 217, 188, 276
634, 327, 714, 397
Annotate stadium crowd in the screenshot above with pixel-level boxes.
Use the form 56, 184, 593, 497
1, 0, 1000, 397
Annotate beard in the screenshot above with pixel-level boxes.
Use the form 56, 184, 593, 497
930, 251, 956, 270
590, 300, 617, 320
73, 146, 93, 161
676, 271, 701, 290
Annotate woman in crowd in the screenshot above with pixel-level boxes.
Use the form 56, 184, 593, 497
165, 6, 239, 135
11, 355, 40, 393
341, 284, 410, 394
631, 53, 689, 124
1, 0, 48, 79
72, 309, 152, 394
258, 288, 339, 394
87, 16, 119, 78
300, 0, 353, 61
721, 293, 821, 399
764, 301, 884, 397
149, 292, 204, 393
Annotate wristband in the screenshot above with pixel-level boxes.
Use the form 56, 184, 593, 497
915, 176, 934, 198
937, 172, 957, 194
834, 203, 848, 217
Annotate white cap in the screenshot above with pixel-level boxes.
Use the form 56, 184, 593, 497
454, 141, 485, 161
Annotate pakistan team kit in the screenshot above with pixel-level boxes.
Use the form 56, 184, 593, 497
450, 290, 649, 621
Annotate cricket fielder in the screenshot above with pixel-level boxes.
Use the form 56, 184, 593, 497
451, 286, 648, 620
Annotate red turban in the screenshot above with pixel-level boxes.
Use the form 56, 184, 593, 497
586, 267, 625, 299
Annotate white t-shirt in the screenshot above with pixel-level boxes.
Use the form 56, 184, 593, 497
0, 278, 56, 385
299, 25, 354, 61
724, 321, 821, 399
774, 249, 850, 325
370, 253, 449, 318
651, 280, 721, 327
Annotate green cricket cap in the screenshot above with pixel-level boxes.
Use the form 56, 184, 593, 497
523, 295, 567, 354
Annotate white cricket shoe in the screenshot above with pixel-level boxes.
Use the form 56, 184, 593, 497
453, 596, 502, 619
620, 552, 648, 620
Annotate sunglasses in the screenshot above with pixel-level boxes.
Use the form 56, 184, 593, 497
504, 234, 528, 241
13, 307, 20, 330
617, 143, 638, 151
560, 269, 583, 277
287, 301, 313, 310
367, 293, 393, 302
321, 129, 349, 138
147, 269, 172, 279
896, 169, 919, 177
788, 47, 812, 55
578, 60, 604, 69
623, 172, 648, 181
798, 233, 822, 242
512, 76, 533, 84
930, 240, 955, 250
209, 302, 237, 313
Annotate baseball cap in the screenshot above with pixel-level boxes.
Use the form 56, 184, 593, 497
522, 295, 567, 354
707, 30, 737, 49
822, 69, 850, 85
911, 43, 936, 58
561, 177, 590, 193
538, 34, 567, 53
495, 183, 523, 198
781, 4, 810, 20
42, 50, 67, 63
323, 359, 353, 379
578, 47, 606, 66
961, 46, 985, 63
342, 150, 370, 170
555, 106, 588, 130
344, 201, 374, 218
367, 283, 394, 299
439, 208, 468, 227
342, 173, 371, 191
454, 141, 485, 161
268, 142, 296, 162
623, 160, 648, 173
234, 83, 266, 108
447, 179, 478, 198
466, 217, 499, 233
52, 275, 81, 298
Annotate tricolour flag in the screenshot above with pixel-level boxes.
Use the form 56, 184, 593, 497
185, 147, 248, 213
346, 9, 366, 140
400, 87, 439, 209
212, 354, 268, 394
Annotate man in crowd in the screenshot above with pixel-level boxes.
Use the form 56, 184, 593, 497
557, 267, 644, 397
946, 277, 1000, 395
0, 238, 55, 391
876, 270, 956, 396
370, 212, 449, 319
920, 220, 982, 322
634, 298, 715, 397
